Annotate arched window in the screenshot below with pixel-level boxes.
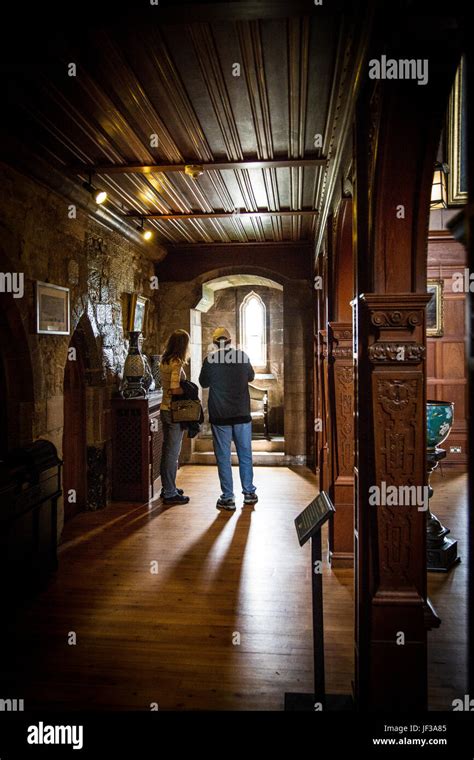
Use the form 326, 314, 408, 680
240, 291, 267, 368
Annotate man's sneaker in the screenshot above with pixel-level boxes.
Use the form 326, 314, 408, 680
161, 487, 184, 499
163, 493, 190, 505
243, 492, 258, 505
216, 497, 236, 511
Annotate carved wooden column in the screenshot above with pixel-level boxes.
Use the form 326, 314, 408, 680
356, 294, 430, 709
352, 8, 462, 711
327, 322, 354, 566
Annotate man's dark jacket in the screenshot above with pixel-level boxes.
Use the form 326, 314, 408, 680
199, 347, 255, 426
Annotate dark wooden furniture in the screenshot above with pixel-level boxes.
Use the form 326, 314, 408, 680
111, 391, 163, 502
0, 440, 62, 600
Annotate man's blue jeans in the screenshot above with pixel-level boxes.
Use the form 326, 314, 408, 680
160, 410, 185, 498
211, 422, 256, 500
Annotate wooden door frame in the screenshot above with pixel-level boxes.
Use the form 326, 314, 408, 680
63, 331, 87, 521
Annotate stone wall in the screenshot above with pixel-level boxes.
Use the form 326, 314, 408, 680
0, 162, 161, 537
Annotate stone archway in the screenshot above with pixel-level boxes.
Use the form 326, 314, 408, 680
191, 274, 284, 440
183, 271, 312, 466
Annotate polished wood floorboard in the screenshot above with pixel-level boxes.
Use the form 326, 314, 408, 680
427, 470, 468, 710
2, 466, 353, 711
2, 466, 466, 711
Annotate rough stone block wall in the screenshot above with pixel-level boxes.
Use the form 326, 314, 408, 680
0, 162, 161, 537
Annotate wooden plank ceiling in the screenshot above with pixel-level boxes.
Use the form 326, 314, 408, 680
4, 7, 342, 247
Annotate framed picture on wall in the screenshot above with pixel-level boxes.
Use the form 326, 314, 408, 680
447, 56, 467, 205
129, 294, 148, 335
36, 281, 70, 335
426, 280, 444, 338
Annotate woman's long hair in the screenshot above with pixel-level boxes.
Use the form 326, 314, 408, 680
162, 329, 190, 364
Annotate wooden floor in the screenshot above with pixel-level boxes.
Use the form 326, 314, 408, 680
2, 466, 352, 711
427, 469, 468, 710
2, 466, 466, 711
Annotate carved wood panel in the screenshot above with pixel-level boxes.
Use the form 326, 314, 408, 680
327, 321, 354, 564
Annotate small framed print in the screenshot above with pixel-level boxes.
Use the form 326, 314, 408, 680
447, 56, 468, 206
36, 281, 70, 335
129, 294, 148, 335
426, 280, 444, 338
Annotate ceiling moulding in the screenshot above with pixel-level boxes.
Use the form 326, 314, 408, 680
125, 210, 318, 220
108, 1, 348, 25
313, 6, 374, 261
166, 240, 311, 248
195, 274, 283, 313
74, 158, 327, 175
0, 135, 168, 261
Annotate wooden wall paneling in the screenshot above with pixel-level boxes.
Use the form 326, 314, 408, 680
465, 37, 474, 707
315, 243, 330, 493
328, 322, 354, 566
326, 198, 355, 567
427, 233, 468, 468
319, 329, 330, 493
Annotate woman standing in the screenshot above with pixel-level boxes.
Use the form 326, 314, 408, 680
160, 329, 191, 505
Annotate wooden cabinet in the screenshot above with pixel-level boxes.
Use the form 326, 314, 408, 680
0, 440, 62, 601
111, 391, 163, 502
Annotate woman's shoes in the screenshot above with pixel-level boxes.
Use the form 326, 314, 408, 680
163, 493, 190, 505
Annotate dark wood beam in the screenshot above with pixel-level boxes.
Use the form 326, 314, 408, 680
76, 158, 327, 176
126, 210, 318, 220
156, 241, 312, 282
167, 241, 310, 249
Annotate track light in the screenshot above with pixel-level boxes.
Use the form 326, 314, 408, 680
93, 189, 107, 205
184, 164, 204, 179
82, 173, 107, 204
138, 218, 153, 241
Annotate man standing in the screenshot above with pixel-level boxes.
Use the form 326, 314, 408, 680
199, 327, 258, 511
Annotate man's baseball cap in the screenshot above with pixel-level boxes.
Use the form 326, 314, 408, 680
212, 327, 231, 344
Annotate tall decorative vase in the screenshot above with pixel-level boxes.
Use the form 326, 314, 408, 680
122, 331, 147, 399
426, 400, 460, 572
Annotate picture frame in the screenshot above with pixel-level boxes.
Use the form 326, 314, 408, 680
426, 280, 444, 338
36, 281, 70, 335
447, 56, 467, 206
128, 294, 148, 335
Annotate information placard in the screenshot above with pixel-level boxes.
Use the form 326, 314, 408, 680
295, 491, 335, 546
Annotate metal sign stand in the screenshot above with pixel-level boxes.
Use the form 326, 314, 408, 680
284, 491, 353, 711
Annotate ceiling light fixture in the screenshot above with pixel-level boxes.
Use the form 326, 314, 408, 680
83, 172, 107, 205
184, 164, 204, 180
138, 218, 153, 241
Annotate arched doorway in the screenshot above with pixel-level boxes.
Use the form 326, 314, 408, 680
192, 274, 284, 439
187, 272, 314, 467
63, 330, 87, 521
